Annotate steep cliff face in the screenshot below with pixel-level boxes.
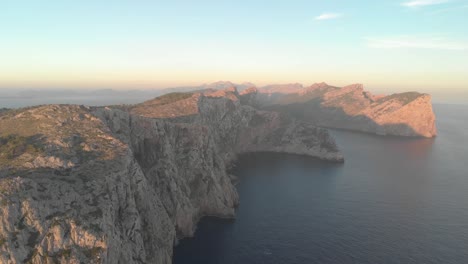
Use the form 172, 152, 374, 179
95, 108, 240, 240
0, 105, 174, 264
257, 83, 437, 137
195, 94, 341, 162
0, 90, 342, 263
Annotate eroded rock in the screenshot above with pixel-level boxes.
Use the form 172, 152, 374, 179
0, 90, 342, 263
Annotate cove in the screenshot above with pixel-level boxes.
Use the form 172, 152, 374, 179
174, 104, 468, 264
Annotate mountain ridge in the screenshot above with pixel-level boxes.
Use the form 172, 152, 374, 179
253, 82, 437, 137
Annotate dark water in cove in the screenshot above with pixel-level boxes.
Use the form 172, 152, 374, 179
174, 104, 468, 264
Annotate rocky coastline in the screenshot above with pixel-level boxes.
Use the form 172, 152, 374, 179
255, 83, 437, 138
0, 88, 342, 263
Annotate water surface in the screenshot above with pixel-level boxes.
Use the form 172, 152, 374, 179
174, 104, 468, 264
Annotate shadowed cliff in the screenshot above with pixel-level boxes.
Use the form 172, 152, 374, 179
255, 83, 437, 138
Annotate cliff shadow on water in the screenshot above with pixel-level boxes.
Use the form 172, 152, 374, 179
231, 152, 345, 171
174, 152, 345, 264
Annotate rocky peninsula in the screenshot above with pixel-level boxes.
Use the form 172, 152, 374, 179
255, 83, 437, 138
0, 88, 342, 263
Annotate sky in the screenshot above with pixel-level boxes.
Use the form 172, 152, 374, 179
1, 0, 467, 102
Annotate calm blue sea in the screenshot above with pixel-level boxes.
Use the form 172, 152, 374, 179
174, 104, 468, 264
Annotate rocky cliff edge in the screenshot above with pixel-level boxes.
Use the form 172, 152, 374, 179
0, 89, 342, 264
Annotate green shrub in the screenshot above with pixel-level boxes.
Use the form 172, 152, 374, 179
56, 248, 72, 259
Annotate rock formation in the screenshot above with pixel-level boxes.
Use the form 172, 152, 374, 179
256, 83, 437, 137
0, 88, 342, 263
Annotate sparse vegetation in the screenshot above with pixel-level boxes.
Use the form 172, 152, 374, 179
0, 235, 6, 247
145, 92, 194, 106
27, 231, 40, 247
50, 219, 61, 227
84, 246, 103, 260
17, 216, 26, 230
25, 248, 39, 264
380, 92, 421, 105
46, 211, 66, 221
89, 223, 103, 233
130, 91, 199, 118
0, 105, 125, 172
0, 135, 44, 163
86, 209, 103, 219
0, 185, 6, 194
56, 248, 72, 259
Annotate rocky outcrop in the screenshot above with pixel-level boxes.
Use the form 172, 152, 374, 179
0, 89, 342, 263
256, 83, 437, 137
0, 105, 175, 264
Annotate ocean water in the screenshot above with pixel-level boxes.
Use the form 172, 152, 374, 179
174, 104, 468, 264
0, 95, 151, 108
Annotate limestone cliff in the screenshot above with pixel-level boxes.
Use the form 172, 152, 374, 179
256, 83, 437, 137
0, 105, 175, 264
0, 89, 342, 263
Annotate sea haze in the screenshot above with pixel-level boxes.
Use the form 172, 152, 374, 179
174, 104, 468, 264
0, 87, 196, 108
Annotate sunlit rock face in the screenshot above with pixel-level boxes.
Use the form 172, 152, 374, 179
0, 88, 342, 264
255, 83, 437, 138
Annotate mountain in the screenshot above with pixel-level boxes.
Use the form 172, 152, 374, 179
0, 88, 342, 263
255, 83, 437, 138
155, 81, 437, 137
166, 81, 255, 94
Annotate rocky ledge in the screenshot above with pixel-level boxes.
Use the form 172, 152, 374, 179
254, 83, 437, 138
0, 88, 342, 263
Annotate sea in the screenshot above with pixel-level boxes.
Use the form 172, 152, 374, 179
174, 104, 468, 264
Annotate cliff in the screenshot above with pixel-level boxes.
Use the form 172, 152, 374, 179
0, 89, 342, 263
256, 83, 437, 137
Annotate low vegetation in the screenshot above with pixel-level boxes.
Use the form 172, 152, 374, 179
130, 92, 199, 118
143, 92, 194, 106
56, 248, 72, 259
0, 134, 44, 166
380, 92, 421, 105
84, 246, 103, 260
0, 105, 126, 171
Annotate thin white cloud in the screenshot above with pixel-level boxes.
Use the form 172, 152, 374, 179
366, 36, 468, 51
401, 0, 449, 7
429, 4, 468, 14
315, 13, 342, 20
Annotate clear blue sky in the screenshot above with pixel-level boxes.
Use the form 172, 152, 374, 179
1, 0, 467, 101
